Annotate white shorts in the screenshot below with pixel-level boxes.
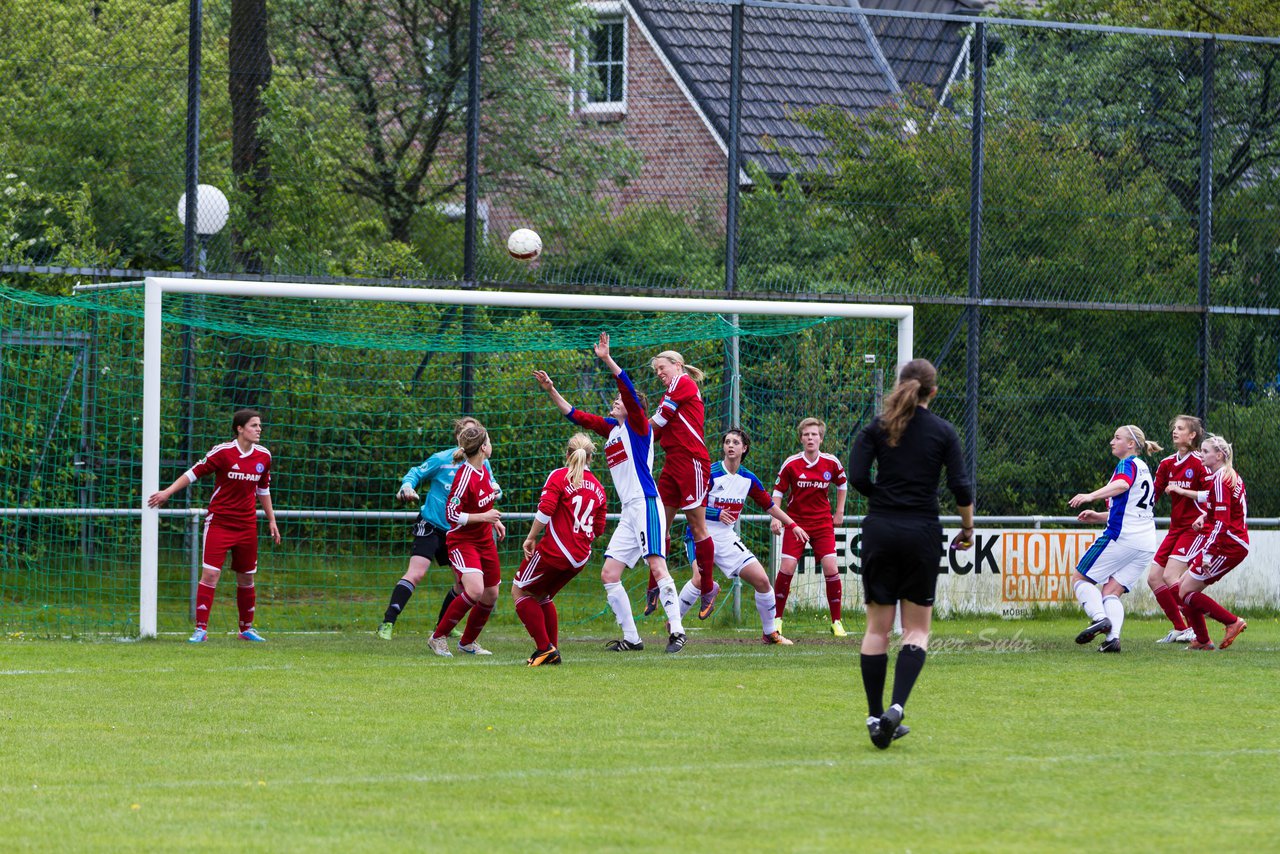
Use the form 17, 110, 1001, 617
604, 496, 668, 569
1075, 536, 1152, 592
686, 525, 757, 579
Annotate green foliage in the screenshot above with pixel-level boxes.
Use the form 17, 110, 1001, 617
0, 0, 196, 271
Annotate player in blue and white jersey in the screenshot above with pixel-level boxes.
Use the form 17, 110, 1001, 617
376, 416, 498, 640
674, 429, 808, 644
1067, 424, 1162, 652
532, 332, 689, 654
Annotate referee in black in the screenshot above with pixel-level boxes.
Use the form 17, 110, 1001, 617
849, 358, 974, 749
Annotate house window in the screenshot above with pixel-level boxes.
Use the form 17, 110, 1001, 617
580, 14, 626, 110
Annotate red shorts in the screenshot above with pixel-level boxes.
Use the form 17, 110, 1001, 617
446, 537, 501, 588
782, 518, 837, 562
1153, 528, 1198, 568
1186, 543, 1248, 585
512, 543, 581, 600
657, 454, 711, 511
203, 521, 258, 574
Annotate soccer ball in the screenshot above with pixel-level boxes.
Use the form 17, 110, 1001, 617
507, 228, 542, 261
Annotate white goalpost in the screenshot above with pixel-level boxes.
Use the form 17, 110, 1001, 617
139, 276, 914, 637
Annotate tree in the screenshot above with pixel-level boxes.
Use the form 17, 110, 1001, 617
229, 0, 273, 273
269, 0, 637, 245
0, 0, 199, 274
995, 2, 1280, 221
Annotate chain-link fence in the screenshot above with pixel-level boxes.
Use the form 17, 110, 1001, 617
2, 0, 1278, 515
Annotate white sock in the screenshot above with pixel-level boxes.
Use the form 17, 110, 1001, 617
1102, 595, 1124, 640
1074, 580, 1105, 622
658, 575, 684, 635
604, 581, 640, 644
677, 580, 699, 619
755, 590, 776, 635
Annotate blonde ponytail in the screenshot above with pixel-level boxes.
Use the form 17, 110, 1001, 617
565, 433, 595, 487
453, 422, 489, 462
1202, 435, 1238, 488
1121, 424, 1163, 457
651, 350, 706, 383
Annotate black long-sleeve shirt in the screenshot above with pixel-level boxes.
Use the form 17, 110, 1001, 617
849, 406, 973, 518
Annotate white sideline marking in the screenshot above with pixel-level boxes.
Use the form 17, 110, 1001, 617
6, 747, 1278, 795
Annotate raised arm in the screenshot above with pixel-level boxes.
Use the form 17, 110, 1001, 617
533, 370, 573, 416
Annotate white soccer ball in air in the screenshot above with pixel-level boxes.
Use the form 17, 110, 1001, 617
507, 228, 542, 261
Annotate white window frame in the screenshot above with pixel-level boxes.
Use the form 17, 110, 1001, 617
576, 2, 627, 113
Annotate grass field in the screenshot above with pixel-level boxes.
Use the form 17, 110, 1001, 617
4, 615, 1277, 853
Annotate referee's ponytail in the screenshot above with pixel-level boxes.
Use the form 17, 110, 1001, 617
881, 359, 937, 447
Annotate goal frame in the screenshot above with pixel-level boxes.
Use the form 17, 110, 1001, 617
139, 276, 914, 637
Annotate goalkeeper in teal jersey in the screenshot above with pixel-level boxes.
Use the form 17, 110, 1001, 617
377, 417, 498, 639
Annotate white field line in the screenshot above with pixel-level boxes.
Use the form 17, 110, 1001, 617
8, 642, 1280, 677
6, 747, 1280, 796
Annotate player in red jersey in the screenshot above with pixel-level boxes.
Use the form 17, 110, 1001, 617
513, 433, 609, 666
1168, 435, 1249, 651
771, 417, 849, 636
148, 409, 280, 643
1145, 415, 1210, 643
647, 350, 718, 620
429, 422, 506, 657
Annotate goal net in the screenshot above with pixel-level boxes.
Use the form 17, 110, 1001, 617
0, 279, 910, 637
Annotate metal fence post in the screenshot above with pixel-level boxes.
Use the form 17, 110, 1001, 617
181, 0, 204, 571
1197, 37, 1215, 422
460, 0, 483, 416
966, 23, 986, 498
726, 1, 745, 622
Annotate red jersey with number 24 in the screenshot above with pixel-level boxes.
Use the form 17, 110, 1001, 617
185, 441, 272, 529
773, 452, 847, 523
536, 466, 609, 567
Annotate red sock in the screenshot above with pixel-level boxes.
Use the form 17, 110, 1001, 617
1152, 584, 1188, 631
236, 584, 256, 632
515, 596, 550, 650
460, 600, 495, 646
433, 591, 475, 638
775, 571, 794, 618
825, 575, 842, 622
1188, 591, 1237, 626
648, 568, 659, 592
695, 537, 715, 594
541, 598, 559, 648
1181, 594, 1211, 643
195, 582, 216, 630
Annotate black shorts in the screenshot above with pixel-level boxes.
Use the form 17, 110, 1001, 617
410, 519, 449, 565
860, 514, 944, 607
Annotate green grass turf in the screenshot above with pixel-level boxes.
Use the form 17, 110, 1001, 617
3, 616, 1277, 853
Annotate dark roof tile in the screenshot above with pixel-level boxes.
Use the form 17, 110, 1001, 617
630, 0, 974, 175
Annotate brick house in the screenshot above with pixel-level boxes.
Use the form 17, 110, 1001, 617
574, 0, 983, 213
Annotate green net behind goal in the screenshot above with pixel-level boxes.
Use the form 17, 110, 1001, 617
1, 283, 898, 637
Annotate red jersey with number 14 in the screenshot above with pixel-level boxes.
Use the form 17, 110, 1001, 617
773, 452, 847, 523
1153, 451, 1210, 531
445, 461, 501, 546
185, 441, 272, 529
536, 467, 609, 567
